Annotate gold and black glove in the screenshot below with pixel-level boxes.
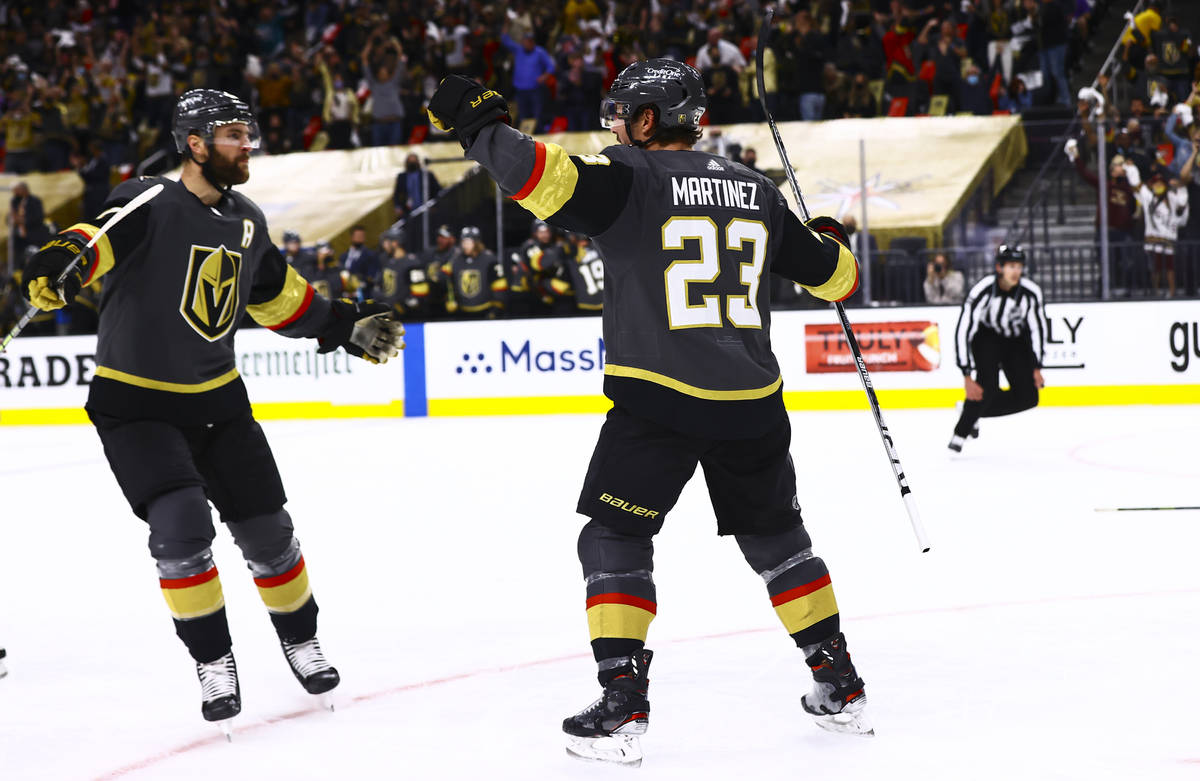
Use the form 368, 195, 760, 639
427, 75, 510, 150
804, 215, 850, 246
23, 233, 92, 311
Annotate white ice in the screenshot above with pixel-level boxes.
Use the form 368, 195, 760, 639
1, 405, 1197, 780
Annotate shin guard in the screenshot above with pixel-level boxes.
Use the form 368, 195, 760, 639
249, 537, 318, 644
578, 519, 656, 683
158, 549, 231, 664
738, 530, 841, 649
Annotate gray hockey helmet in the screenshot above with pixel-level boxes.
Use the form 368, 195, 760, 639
995, 244, 1026, 265
460, 225, 482, 241
172, 89, 260, 155
600, 58, 707, 139
282, 230, 301, 244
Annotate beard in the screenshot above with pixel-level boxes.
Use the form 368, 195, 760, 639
202, 149, 250, 188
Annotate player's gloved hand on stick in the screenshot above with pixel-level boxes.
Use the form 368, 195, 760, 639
805, 216, 851, 247
427, 75, 510, 149
22, 233, 92, 310
318, 300, 406, 364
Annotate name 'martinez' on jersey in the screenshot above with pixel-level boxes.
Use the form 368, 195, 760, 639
670, 174, 761, 211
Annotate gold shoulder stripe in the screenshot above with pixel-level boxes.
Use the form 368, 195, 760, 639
604, 363, 782, 400
64, 223, 115, 285
802, 236, 859, 302
516, 142, 580, 220
94, 365, 241, 393
247, 265, 314, 328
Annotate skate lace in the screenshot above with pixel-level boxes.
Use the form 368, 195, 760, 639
197, 654, 237, 702
283, 637, 331, 679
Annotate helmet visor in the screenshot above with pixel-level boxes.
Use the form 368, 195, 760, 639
208, 119, 262, 149
599, 98, 633, 129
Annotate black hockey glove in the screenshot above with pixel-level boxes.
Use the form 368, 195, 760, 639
804, 216, 851, 247
427, 75, 510, 150
317, 300, 406, 364
23, 233, 93, 310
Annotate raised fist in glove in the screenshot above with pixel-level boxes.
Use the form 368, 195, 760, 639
23, 233, 93, 310
427, 75, 510, 149
805, 215, 851, 246
1064, 138, 1079, 163
318, 300, 406, 364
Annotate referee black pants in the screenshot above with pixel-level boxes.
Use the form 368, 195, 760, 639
955, 329, 1039, 437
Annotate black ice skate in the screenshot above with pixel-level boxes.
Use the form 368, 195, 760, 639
196, 651, 240, 739
563, 649, 653, 767
281, 636, 340, 709
801, 633, 873, 737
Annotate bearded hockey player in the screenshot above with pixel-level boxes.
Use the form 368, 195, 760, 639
428, 61, 871, 765
21, 89, 404, 734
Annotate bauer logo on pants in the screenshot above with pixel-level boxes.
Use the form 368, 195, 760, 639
180, 244, 243, 342
805, 321, 940, 373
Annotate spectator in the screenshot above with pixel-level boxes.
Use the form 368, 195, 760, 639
1163, 102, 1195, 177
1135, 54, 1173, 113
704, 49, 743, 125
341, 225, 381, 300
744, 34, 780, 120
393, 153, 441, 250
75, 140, 112, 219
8, 182, 50, 268
915, 19, 966, 108
1130, 166, 1189, 297
561, 0, 602, 37
1, 89, 37, 174
1067, 140, 1143, 295
957, 62, 994, 115
319, 55, 360, 150
998, 76, 1034, 113
695, 26, 748, 73
785, 11, 831, 120
1152, 17, 1194, 101
559, 52, 603, 131
843, 72, 879, 118
924, 252, 966, 303
1034, 0, 1071, 107
363, 32, 407, 147
1122, 0, 1164, 71
741, 147, 764, 175
500, 27, 555, 129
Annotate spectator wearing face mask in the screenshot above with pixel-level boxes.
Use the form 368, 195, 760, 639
924, 252, 966, 304
1066, 139, 1142, 294
318, 53, 360, 149
958, 63, 992, 115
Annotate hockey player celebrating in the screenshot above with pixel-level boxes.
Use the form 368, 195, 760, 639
429, 62, 870, 765
950, 244, 1048, 452
20, 89, 404, 733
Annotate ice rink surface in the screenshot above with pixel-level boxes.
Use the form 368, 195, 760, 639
1, 404, 1197, 780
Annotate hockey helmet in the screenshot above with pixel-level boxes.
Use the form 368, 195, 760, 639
172, 89, 261, 155
600, 59, 706, 138
436, 224, 456, 239
995, 244, 1026, 265
282, 230, 301, 245
382, 225, 406, 244
460, 226, 482, 241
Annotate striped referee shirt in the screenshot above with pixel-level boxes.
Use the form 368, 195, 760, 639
955, 274, 1048, 374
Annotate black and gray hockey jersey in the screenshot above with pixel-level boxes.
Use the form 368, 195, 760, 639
560, 240, 604, 311
378, 252, 431, 318
62, 176, 338, 424
464, 124, 857, 438
442, 249, 507, 314
954, 274, 1047, 374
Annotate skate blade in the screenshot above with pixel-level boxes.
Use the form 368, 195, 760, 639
810, 701, 875, 737
565, 734, 644, 767
215, 718, 235, 742
318, 691, 336, 712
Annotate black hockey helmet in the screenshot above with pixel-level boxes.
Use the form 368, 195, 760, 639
460, 225, 482, 241
601, 58, 706, 145
382, 225, 406, 244
995, 244, 1026, 265
172, 89, 260, 155
282, 230, 301, 244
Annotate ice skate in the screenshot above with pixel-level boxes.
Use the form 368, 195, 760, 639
282, 636, 339, 709
801, 633, 874, 737
563, 649, 652, 767
196, 651, 240, 739
948, 434, 965, 452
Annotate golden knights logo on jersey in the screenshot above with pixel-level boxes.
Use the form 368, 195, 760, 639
180, 244, 242, 341
382, 269, 398, 298
460, 269, 482, 298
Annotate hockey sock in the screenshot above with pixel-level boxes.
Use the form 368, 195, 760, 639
737, 530, 840, 649
578, 519, 656, 685
249, 539, 318, 643
158, 549, 231, 664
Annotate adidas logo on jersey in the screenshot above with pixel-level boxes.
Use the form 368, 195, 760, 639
706, 158, 725, 171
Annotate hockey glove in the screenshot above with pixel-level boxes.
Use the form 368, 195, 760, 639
805, 216, 851, 246
23, 233, 93, 310
427, 75, 510, 150
317, 300, 406, 364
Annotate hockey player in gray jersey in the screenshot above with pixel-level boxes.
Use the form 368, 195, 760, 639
430, 60, 870, 765
21, 89, 404, 733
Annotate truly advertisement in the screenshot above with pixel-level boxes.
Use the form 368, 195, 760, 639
805, 321, 941, 373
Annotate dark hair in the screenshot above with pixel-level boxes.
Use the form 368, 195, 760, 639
351, 224, 366, 233
639, 106, 703, 146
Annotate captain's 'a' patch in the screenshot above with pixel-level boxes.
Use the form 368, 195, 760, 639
180, 244, 243, 341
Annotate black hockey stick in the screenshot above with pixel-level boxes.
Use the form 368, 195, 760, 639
756, 9, 930, 553
1, 183, 165, 354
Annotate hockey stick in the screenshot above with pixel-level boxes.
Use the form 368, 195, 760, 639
1, 183, 165, 354
1094, 506, 1200, 512
755, 10, 930, 553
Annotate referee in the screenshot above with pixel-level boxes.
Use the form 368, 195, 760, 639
950, 245, 1048, 452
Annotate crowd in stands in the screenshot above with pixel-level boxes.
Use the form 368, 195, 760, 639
1, 0, 1135, 180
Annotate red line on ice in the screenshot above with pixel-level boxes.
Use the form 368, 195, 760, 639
95, 587, 1200, 780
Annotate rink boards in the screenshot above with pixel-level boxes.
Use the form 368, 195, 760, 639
1, 300, 1197, 424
